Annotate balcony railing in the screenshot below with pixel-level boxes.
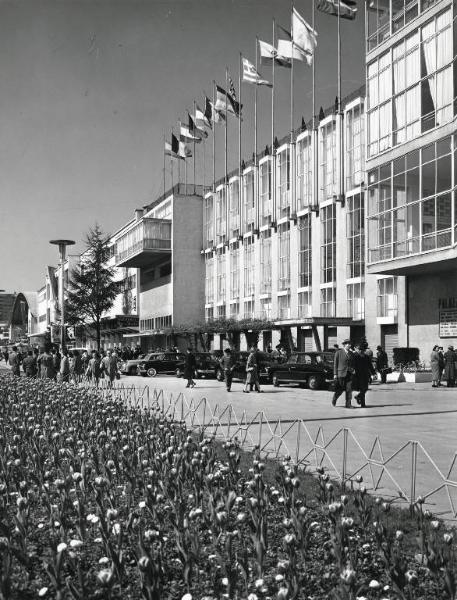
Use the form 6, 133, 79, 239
115, 218, 171, 267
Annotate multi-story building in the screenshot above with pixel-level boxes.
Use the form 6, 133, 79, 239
366, 0, 456, 358
203, 87, 374, 353
0, 291, 16, 342
114, 184, 205, 351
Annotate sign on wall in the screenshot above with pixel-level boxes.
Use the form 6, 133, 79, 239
439, 297, 457, 338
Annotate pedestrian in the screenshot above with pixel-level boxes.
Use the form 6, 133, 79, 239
88, 351, 103, 387
183, 347, 196, 388
352, 343, 375, 407
102, 349, 118, 388
243, 346, 262, 393
60, 349, 70, 383
375, 345, 389, 383
22, 350, 38, 378
2, 348, 8, 364
332, 339, 354, 408
438, 347, 445, 386
51, 348, 61, 380
8, 346, 21, 377
430, 345, 441, 388
39, 347, 55, 379
444, 345, 456, 387
219, 347, 236, 391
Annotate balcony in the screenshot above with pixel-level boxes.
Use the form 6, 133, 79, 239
115, 218, 172, 268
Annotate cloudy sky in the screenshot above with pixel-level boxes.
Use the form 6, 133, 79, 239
0, 0, 365, 291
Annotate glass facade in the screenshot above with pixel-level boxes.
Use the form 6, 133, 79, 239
298, 290, 312, 318
243, 170, 255, 231
321, 204, 336, 283
205, 257, 214, 304
228, 178, 240, 239
277, 146, 291, 219
259, 159, 272, 226
244, 240, 255, 297
347, 193, 365, 278
204, 195, 214, 247
298, 215, 312, 287
297, 135, 312, 210
260, 233, 272, 295
215, 187, 227, 245
320, 287, 336, 318
367, 7, 454, 158
347, 282, 365, 320
278, 224, 290, 291
216, 251, 226, 301
346, 104, 365, 190
377, 277, 398, 318
230, 248, 240, 300
368, 135, 455, 262
320, 120, 337, 201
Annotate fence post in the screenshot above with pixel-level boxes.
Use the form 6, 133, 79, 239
410, 441, 418, 508
258, 412, 263, 450
342, 427, 348, 491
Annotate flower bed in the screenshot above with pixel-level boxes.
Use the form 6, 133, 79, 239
0, 374, 455, 600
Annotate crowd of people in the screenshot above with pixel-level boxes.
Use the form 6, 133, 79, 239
430, 344, 457, 387
3, 346, 123, 388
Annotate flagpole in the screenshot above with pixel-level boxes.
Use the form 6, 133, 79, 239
272, 18, 276, 224
192, 105, 196, 195
290, 1, 294, 144
254, 40, 258, 167
212, 82, 216, 192
337, 0, 344, 202
238, 52, 242, 237
171, 128, 174, 189
163, 133, 166, 197
312, 0, 318, 209
225, 67, 228, 185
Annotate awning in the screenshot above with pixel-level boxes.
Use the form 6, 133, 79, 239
274, 317, 355, 327
124, 329, 167, 338
100, 326, 140, 335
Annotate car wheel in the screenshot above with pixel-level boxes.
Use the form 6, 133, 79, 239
272, 375, 280, 387
308, 375, 322, 390
176, 368, 183, 378
216, 369, 224, 382
147, 368, 157, 378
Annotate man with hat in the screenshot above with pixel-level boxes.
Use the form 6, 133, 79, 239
375, 345, 389, 384
444, 345, 456, 387
332, 339, 354, 408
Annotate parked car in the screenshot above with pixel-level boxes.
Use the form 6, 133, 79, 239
120, 355, 145, 375
267, 351, 334, 390
138, 352, 185, 377
175, 352, 220, 379
215, 351, 281, 384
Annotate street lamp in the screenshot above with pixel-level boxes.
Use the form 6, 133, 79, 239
50, 239, 75, 350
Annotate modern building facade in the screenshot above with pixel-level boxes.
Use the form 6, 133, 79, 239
366, 0, 457, 358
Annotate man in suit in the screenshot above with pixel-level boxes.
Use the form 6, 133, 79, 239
332, 339, 354, 408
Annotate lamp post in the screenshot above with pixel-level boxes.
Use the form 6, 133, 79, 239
50, 239, 75, 350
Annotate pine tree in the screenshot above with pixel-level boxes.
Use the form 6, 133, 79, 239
66, 225, 118, 350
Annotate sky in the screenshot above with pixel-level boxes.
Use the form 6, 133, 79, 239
0, 0, 365, 292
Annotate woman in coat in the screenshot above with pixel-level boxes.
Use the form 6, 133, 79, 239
430, 345, 441, 388
351, 343, 375, 407
443, 346, 456, 387
183, 348, 196, 388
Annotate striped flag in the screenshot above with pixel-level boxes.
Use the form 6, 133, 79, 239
189, 113, 208, 139
214, 85, 241, 117
179, 140, 192, 159
165, 134, 184, 160
242, 57, 272, 87
316, 0, 357, 20
180, 122, 201, 143
277, 39, 309, 62
195, 104, 211, 132
258, 39, 291, 68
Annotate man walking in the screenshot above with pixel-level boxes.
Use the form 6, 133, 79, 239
102, 350, 118, 388
8, 346, 21, 377
219, 347, 236, 391
332, 339, 354, 408
375, 345, 389, 384
352, 342, 375, 407
22, 350, 38, 378
244, 346, 262, 393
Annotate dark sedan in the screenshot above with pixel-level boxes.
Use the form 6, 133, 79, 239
267, 352, 334, 390
175, 352, 220, 379
137, 352, 185, 377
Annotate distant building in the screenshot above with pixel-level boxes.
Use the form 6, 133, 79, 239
0, 291, 16, 342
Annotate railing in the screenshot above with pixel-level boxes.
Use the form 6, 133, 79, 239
105, 385, 457, 520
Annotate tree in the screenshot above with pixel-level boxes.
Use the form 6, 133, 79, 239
66, 225, 118, 350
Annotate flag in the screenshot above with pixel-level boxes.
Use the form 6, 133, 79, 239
242, 57, 272, 87
205, 95, 225, 124
277, 39, 309, 62
195, 104, 211, 132
189, 113, 207, 139
165, 134, 184, 160
367, 0, 388, 13
228, 74, 237, 101
258, 39, 291, 68
316, 0, 357, 20
179, 140, 192, 159
180, 121, 202, 143
215, 84, 241, 117
292, 7, 317, 65
277, 24, 292, 40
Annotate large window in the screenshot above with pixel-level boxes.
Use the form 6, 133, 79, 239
260, 233, 272, 295
347, 282, 365, 320
278, 294, 291, 320
298, 215, 312, 288
321, 204, 336, 283
259, 159, 272, 226
278, 224, 290, 291
244, 240, 255, 297
215, 186, 227, 245
298, 290, 312, 318
320, 121, 337, 201
205, 257, 214, 304
367, 8, 454, 158
346, 104, 365, 190
243, 170, 255, 231
297, 135, 312, 210
230, 248, 240, 300
377, 277, 398, 318
244, 299, 255, 319
204, 194, 214, 248
368, 136, 454, 262
276, 146, 291, 219
259, 298, 272, 319
228, 178, 240, 239
216, 251, 226, 301
347, 193, 365, 278
320, 287, 336, 318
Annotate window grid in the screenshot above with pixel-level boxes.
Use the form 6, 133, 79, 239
228, 179, 240, 239
259, 160, 272, 226
320, 287, 336, 318
276, 147, 291, 219
297, 137, 312, 210
320, 204, 336, 284
204, 195, 214, 247
244, 241, 255, 297
320, 121, 337, 202
215, 187, 227, 244
346, 105, 365, 190
298, 291, 312, 318
377, 277, 398, 318
278, 226, 291, 291
230, 249, 240, 300
216, 252, 226, 301
205, 257, 214, 304
244, 300, 255, 319
298, 215, 312, 287
243, 171, 255, 230
347, 193, 365, 278
347, 282, 365, 320
260, 234, 272, 295
277, 294, 291, 320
